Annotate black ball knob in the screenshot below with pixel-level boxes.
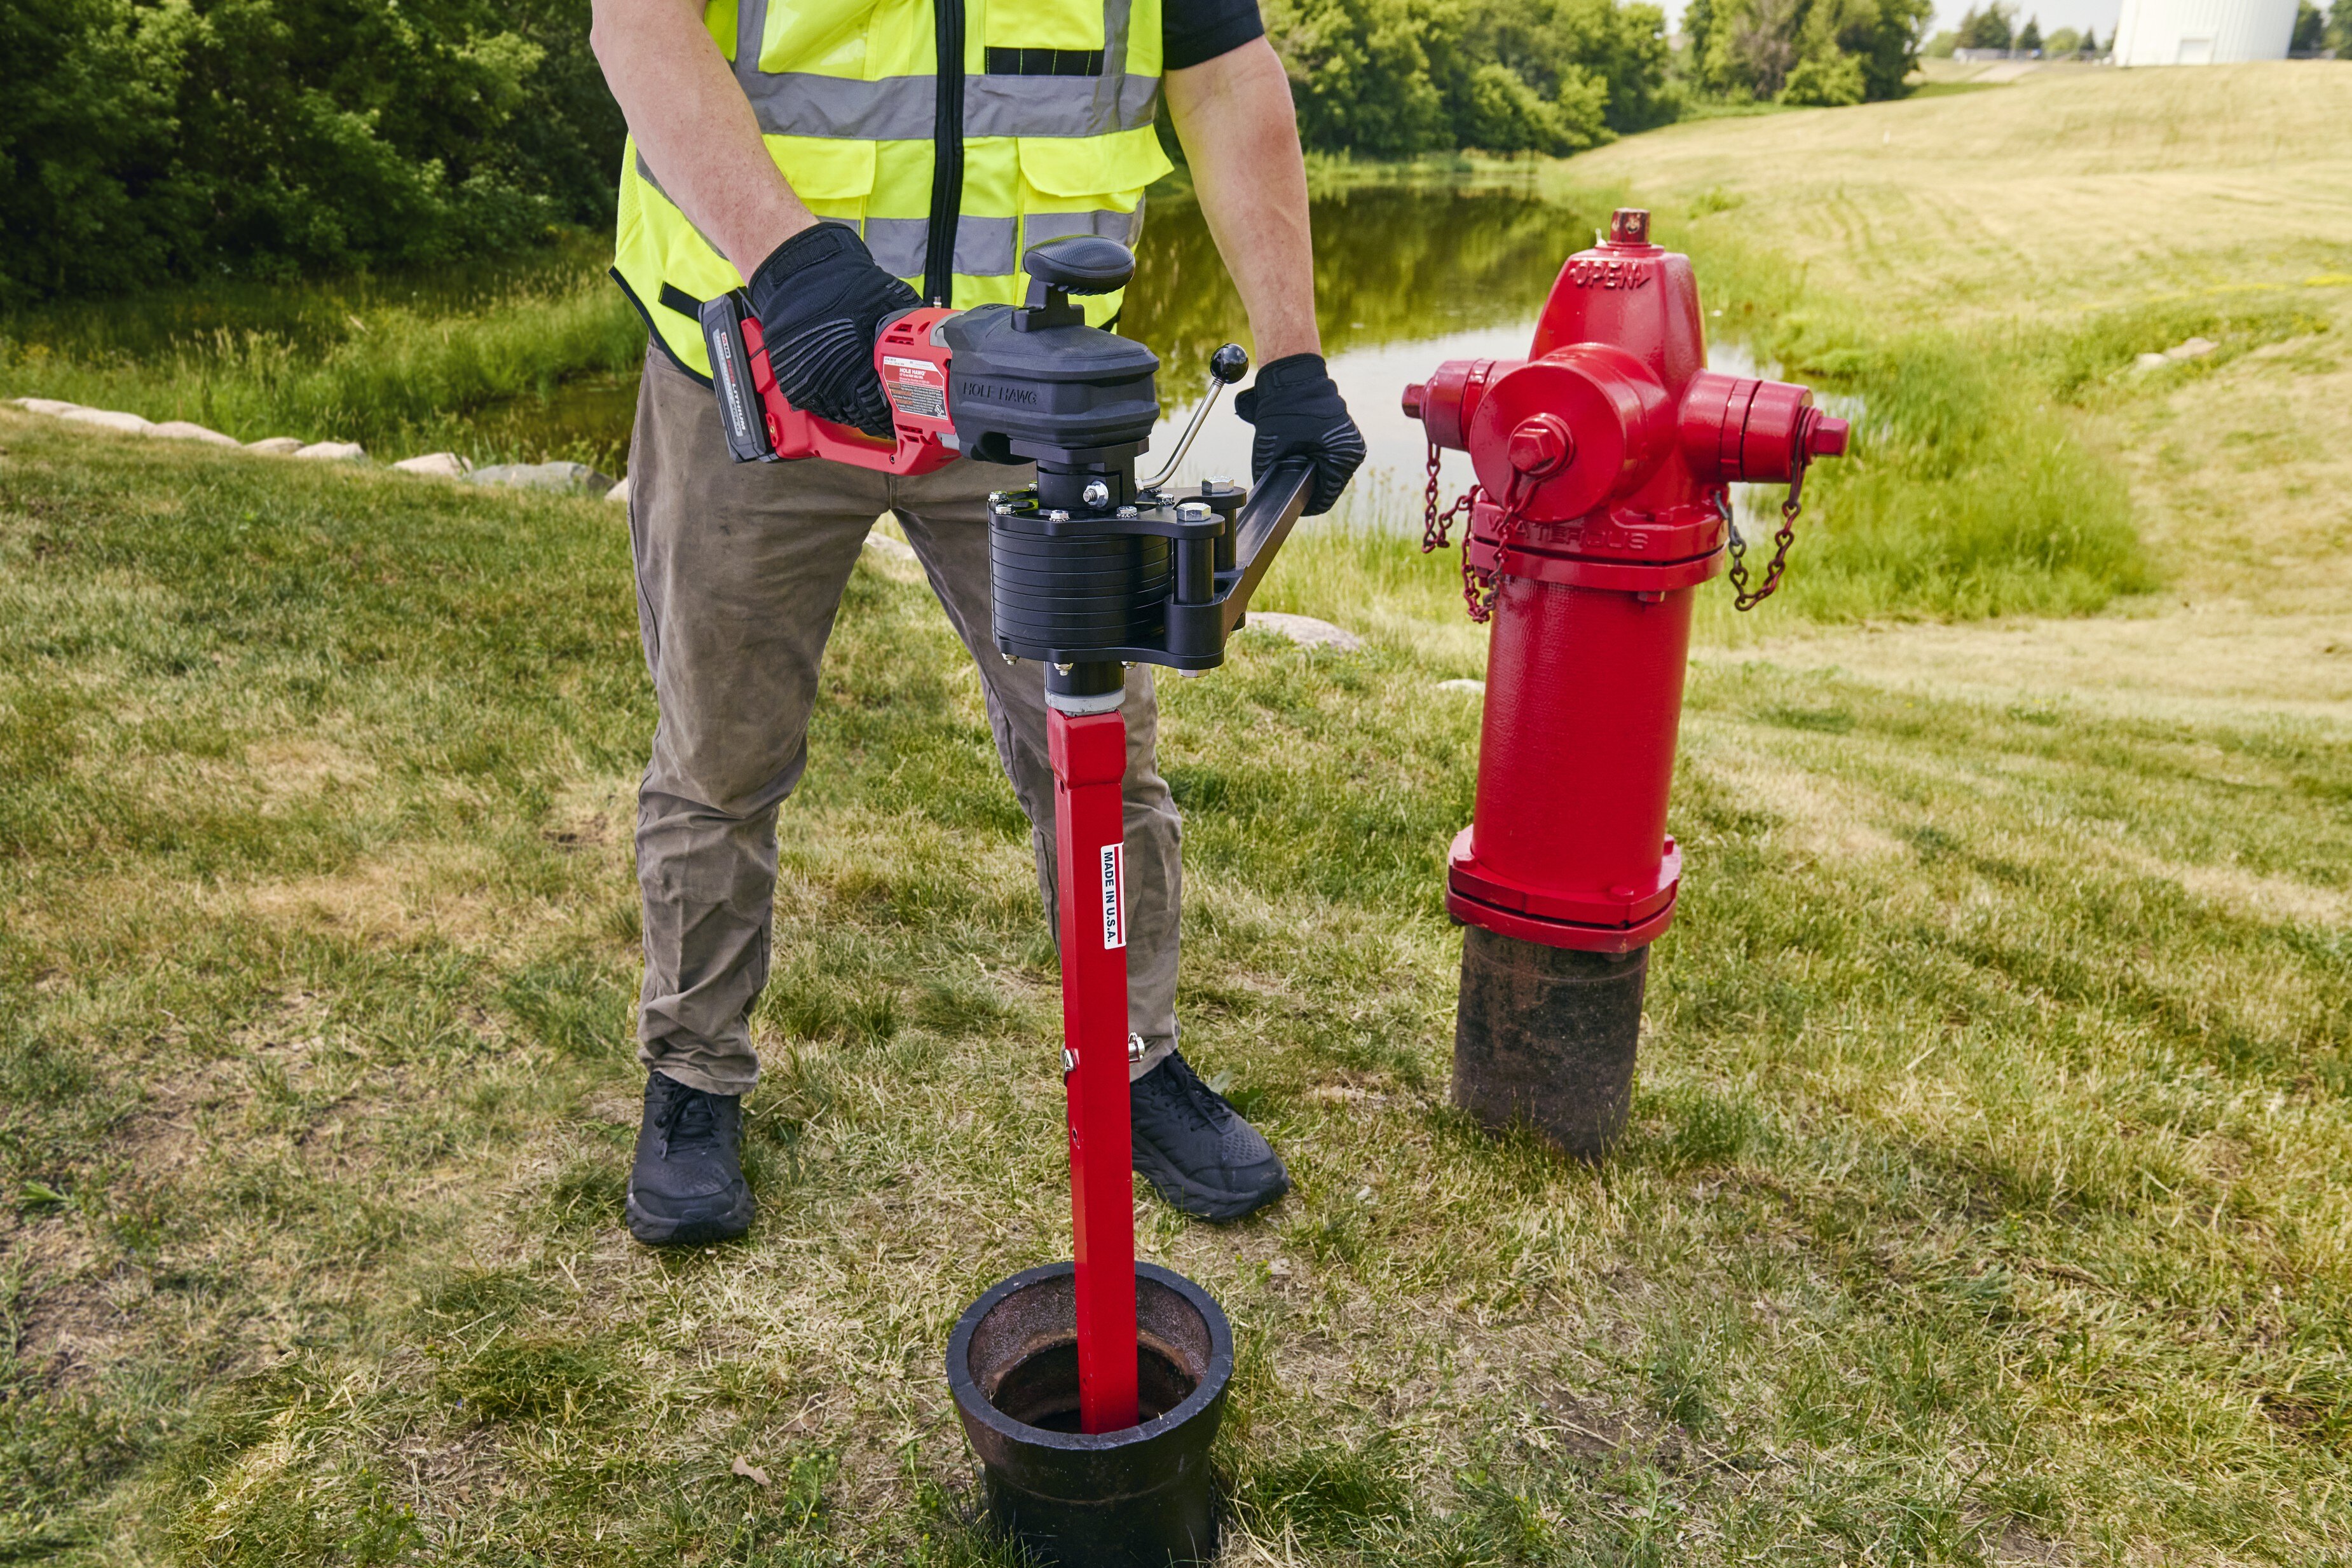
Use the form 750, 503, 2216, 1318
1210, 343, 1249, 385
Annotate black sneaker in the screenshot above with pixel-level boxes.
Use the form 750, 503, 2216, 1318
1130, 1051, 1290, 1222
626, 1071, 753, 1246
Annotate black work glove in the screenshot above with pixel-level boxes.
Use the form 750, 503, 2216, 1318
745, 222, 921, 440
1233, 353, 1367, 516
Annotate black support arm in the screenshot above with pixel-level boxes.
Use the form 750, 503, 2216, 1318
1219, 458, 1314, 635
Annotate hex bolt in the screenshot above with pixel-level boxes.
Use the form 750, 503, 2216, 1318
1083, 480, 1111, 509
1508, 414, 1576, 480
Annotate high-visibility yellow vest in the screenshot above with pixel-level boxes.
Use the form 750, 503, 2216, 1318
613, 0, 1173, 381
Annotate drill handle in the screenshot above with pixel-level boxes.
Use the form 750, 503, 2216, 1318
701, 290, 960, 474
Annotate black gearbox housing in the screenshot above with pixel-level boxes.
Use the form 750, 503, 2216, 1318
941, 304, 1159, 470
961, 238, 1311, 681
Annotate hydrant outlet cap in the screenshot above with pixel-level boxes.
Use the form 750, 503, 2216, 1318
1807, 414, 1851, 458
1402, 382, 1426, 419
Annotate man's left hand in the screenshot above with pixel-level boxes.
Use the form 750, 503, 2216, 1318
1235, 354, 1366, 516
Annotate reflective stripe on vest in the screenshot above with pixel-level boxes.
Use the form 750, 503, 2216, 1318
734, 67, 1161, 140
613, 0, 1172, 383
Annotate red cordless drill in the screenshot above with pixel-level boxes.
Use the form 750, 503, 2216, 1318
699, 293, 962, 475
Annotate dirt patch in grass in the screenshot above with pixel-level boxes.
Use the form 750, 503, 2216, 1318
8, 1214, 120, 1386
1692, 748, 1906, 861
243, 737, 378, 802
234, 843, 526, 954
540, 775, 636, 854
2128, 851, 2349, 927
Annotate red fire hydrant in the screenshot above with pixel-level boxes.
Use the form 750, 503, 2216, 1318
1405, 208, 1847, 1157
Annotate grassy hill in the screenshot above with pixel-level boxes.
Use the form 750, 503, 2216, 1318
4, 64, 2349, 1567
1565, 61, 2352, 615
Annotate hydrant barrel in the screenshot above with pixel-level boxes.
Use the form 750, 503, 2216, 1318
1457, 575, 1691, 951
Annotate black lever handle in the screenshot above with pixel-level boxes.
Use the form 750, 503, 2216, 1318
1220, 458, 1314, 634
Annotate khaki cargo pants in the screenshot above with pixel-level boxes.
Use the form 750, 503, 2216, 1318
626, 346, 1182, 1096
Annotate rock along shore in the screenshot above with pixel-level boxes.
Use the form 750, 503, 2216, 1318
7, 399, 627, 501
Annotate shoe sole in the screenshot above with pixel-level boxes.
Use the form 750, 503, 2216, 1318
1132, 1142, 1290, 1223
626, 1185, 754, 1247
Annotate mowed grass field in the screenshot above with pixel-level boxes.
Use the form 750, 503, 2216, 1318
1565, 61, 2352, 618
5, 63, 2351, 1567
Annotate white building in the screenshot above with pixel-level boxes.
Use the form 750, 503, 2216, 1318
2110, 0, 2299, 63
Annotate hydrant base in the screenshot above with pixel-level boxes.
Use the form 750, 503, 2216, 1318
1453, 925, 1647, 1160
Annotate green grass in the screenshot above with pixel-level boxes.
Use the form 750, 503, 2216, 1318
0, 233, 643, 470
4, 412, 2349, 1564
1676, 233, 2164, 625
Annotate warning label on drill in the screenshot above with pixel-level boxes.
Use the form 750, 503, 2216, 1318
1100, 843, 1125, 950
881, 355, 948, 420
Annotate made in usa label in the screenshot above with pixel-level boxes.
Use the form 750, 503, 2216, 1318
1100, 843, 1125, 950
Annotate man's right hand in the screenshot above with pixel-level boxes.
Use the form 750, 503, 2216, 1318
746, 223, 921, 440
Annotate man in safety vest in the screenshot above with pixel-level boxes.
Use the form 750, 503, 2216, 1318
591, 0, 1365, 1245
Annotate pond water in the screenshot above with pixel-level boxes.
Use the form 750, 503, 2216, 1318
1125, 183, 1594, 504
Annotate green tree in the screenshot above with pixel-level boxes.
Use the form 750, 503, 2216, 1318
1265, 0, 1447, 157
1781, 48, 1866, 102
2042, 25, 2081, 53
0, 0, 622, 304
2330, 0, 2352, 55
1699, 0, 1925, 101
1465, 0, 1678, 133
2017, 15, 2042, 50
1685, 0, 1718, 67
0, 0, 185, 302
2288, 0, 2325, 50
2081, 24, 2100, 51
1265, 0, 1667, 154
1955, 3, 2014, 48
1828, 0, 1936, 99
1697, 0, 1805, 97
